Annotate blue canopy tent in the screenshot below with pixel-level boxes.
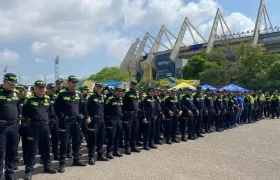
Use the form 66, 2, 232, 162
102, 81, 121, 87
202, 84, 217, 91
220, 84, 248, 92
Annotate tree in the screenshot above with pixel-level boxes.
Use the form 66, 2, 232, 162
87, 67, 132, 82
182, 55, 216, 79
182, 43, 280, 91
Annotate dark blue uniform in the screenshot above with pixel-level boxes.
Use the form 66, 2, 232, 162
163, 96, 181, 142
23, 93, 57, 176
86, 91, 108, 163
180, 93, 197, 139
141, 94, 157, 149
105, 95, 123, 157
193, 92, 204, 137
0, 84, 21, 180
54, 87, 87, 171
122, 89, 141, 153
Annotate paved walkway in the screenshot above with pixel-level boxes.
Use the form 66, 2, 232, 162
31, 119, 280, 180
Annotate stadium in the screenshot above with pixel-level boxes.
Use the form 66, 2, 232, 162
119, 0, 280, 82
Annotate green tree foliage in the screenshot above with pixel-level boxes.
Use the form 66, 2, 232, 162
182, 55, 217, 79
87, 67, 132, 82
138, 74, 160, 88
182, 43, 280, 91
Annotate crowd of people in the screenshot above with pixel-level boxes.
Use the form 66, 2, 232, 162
0, 72, 277, 180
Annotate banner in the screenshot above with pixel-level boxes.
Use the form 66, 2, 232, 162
155, 55, 175, 79
160, 79, 199, 87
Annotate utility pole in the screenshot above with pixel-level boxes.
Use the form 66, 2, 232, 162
55, 55, 59, 80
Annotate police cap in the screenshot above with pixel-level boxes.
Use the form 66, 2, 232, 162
46, 83, 56, 90
170, 89, 177, 93
196, 85, 202, 90
130, 80, 138, 85
55, 78, 63, 84
16, 84, 24, 92
147, 87, 155, 92
83, 86, 89, 90
34, 80, 46, 88
114, 86, 123, 91
95, 82, 103, 87
4, 73, 18, 84
67, 75, 79, 82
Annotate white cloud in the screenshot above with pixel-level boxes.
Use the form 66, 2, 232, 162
0, 49, 20, 65
0, 0, 259, 61
34, 58, 45, 63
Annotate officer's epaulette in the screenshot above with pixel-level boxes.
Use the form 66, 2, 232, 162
26, 94, 33, 99
12, 89, 19, 93
59, 89, 66, 93
86, 93, 94, 99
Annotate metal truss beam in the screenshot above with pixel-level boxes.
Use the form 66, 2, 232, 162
252, 0, 273, 45
206, 8, 232, 53
130, 33, 150, 72
119, 38, 139, 71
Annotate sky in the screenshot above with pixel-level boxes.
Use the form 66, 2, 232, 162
0, 0, 279, 84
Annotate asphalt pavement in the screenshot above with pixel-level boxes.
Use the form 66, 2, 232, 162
18, 119, 280, 180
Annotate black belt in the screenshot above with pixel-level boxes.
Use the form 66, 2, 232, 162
0, 120, 17, 125
91, 115, 104, 118
30, 121, 49, 125
65, 116, 78, 120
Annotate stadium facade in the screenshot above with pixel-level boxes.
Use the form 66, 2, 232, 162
120, 0, 280, 81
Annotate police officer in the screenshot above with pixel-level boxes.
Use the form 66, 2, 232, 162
264, 92, 270, 117
14, 84, 25, 170
270, 92, 279, 119
45, 83, 60, 160
163, 89, 182, 143
54, 78, 73, 158
23, 80, 57, 180
193, 85, 204, 137
105, 86, 124, 158
243, 91, 249, 124
222, 90, 229, 128
154, 88, 164, 145
204, 88, 214, 133
227, 93, 235, 129
54, 75, 87, 173
141, 87, 157, 150
0, 73, 21, 180
122, 80, 141, 154
180, 87, 198, 141
136, 87, 146, 145
214, 90, 224, 132
85, 82, 109, 165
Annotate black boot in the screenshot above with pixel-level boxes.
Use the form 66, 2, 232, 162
181, 136, 187, 142
166, 139, 172, 144
172, 138, 180, 143
72, 160, 87, 166
113, 151, 123, 157
131, 147, 141, 153
125, 149, 131, 155
97, 154, 109, 161
143, 144, 150, 150
44, 167, 57, 174
57, 164, 65, 173
24, 173, 32, 180
88, 158, 95, 165
149, 144, 158, 149
106, 152, 114, 159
